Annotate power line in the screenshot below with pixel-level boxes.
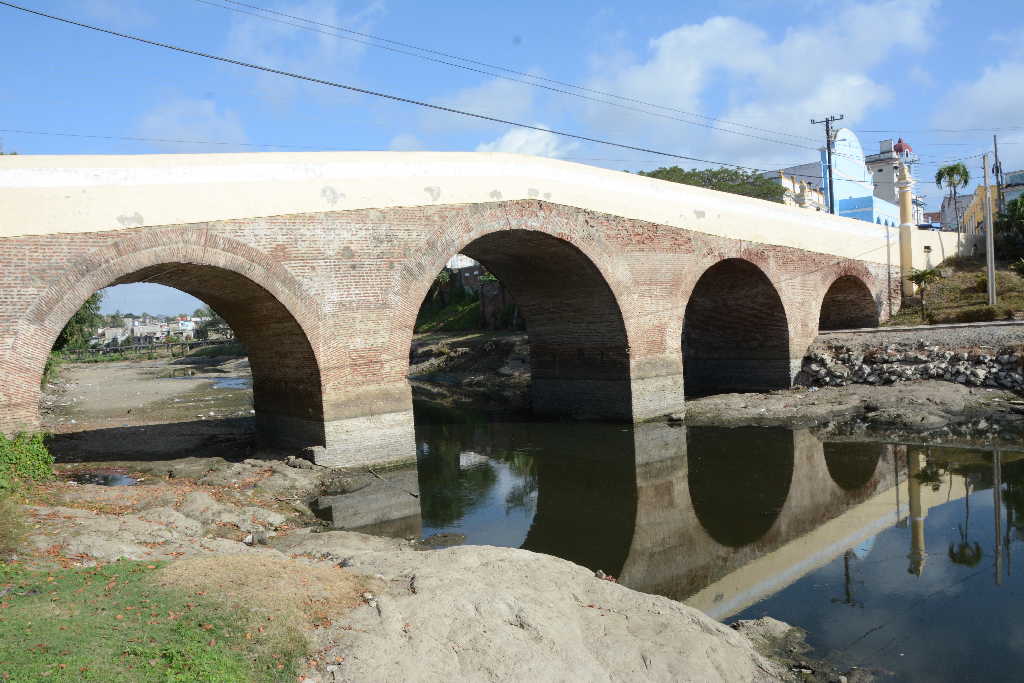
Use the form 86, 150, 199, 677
0, 1, 820, 174
189, 0, 818, 151
207, 0, 819, 145
0, 127, 326, 149
856, 126, 1024, 134
2, 125, 839, 179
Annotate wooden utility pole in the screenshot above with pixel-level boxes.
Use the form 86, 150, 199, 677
983, 153, 997, 306
812, 114, 844, 214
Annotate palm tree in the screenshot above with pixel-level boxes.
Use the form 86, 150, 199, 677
909, 267, 942, 321
935, 163, 971, 246
948, 477, 983, 567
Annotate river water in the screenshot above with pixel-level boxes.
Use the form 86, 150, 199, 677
335, 403, 1024, 682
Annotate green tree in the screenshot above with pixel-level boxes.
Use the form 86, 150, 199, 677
54, 293, 104, 351
195, 306, 229, 340
995, 197, 1024, 260
909, 267, 942, 321
636, 166, 786, 203
935, 163, 971, 239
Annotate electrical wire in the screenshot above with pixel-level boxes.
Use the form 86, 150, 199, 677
205, 0, 819, 145
188, 0, 817, 151
0, 1, 819, 173
0, 127, 326, 150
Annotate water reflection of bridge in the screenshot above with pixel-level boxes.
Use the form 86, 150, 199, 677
321, 421, 1023, 619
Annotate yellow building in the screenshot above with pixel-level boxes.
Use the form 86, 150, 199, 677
773, 170, 827, 212
961, 184, 999, 234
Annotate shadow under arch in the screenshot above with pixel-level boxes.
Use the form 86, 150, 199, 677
823, 442, 882, 492
819, 275, 879, 331
21, 240, 326, 454
683, 258, 791, 396
687, 426, 795, 548
428, 229, 633, 420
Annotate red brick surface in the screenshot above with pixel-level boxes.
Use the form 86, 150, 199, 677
0, 199, 898, 463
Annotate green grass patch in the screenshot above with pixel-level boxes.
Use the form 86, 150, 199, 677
0, 433, 54, 492
0, 560, 306, 681
41, 353, 63, 388
186, 341, 247, 359
884, 258, 1024, 326
416, 298, 482, 333
0, 494, 27, 559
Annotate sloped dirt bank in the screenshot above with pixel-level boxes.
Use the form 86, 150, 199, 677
15, 461, 816, 682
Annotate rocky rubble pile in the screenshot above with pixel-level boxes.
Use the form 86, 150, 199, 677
799, 341, 1024, 391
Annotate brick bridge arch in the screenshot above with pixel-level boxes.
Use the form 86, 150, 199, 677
817, 269, 882, 331
682, 257, 793, 395
3, 228, 326, 452
382, 201, 638, 421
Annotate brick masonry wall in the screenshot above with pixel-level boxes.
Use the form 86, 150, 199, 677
0, 199, 901, 466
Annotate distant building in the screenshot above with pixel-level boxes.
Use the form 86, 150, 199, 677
764, 129, 911, 227
772, 170, 826, 211
1004, 170, 1024, 205
923, 211, 941, 224
96, 326, 130, 346
445, 254, 484, 292
939, 193, 972, 233
169, 318, 196, 340
130, 323, 167, 344
961, 185, 1000, 235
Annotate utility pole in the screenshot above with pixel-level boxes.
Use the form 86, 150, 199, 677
983, 152, 997, 306
812, 114, 844, 214
994, 134, 1005, 214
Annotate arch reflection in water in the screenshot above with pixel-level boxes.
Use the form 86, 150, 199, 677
686, 427, 795, 548
824, 442, 882, 493
320, 417, 905, 615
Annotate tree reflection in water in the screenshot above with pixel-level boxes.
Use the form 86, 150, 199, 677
416, 424, 499, 527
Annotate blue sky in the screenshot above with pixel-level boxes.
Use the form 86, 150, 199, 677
2, 0, 1022, 313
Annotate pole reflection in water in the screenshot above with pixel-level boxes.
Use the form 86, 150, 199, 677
320, 407, 1024, 682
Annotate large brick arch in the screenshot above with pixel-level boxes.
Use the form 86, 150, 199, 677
6, 229, 326, 450
385, 201, 636, 420
682, 257, 792, 396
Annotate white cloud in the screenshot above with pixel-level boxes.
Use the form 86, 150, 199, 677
225, 1, 383, 101
425, 78, 536, 132
581, 0, 937, 168
907, 65, 934, 87
388, 133, 422, 151
136, 98, 248, 153
81, 0, 154, 27
933, 61, 1024, 171
475, 127, 578, 159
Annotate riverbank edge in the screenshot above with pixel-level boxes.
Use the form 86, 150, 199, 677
8, 456, 845, 682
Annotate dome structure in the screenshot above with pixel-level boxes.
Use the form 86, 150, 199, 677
893, 137, 913, 156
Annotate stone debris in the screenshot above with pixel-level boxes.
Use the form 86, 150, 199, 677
799, 341, 1024, 392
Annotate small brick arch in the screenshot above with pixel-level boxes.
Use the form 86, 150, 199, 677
682, 257, 792, 396
387, 201, 634, 420
818, 274, 880, 331
10, 229, 326, 449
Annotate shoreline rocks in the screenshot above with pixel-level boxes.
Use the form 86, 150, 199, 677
798, 341, 1024, 392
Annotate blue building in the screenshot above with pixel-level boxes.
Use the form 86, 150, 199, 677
825, 128, 900, 227
769, 128, 901, 227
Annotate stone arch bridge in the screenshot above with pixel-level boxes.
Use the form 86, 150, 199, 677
0, 152, 907, 467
